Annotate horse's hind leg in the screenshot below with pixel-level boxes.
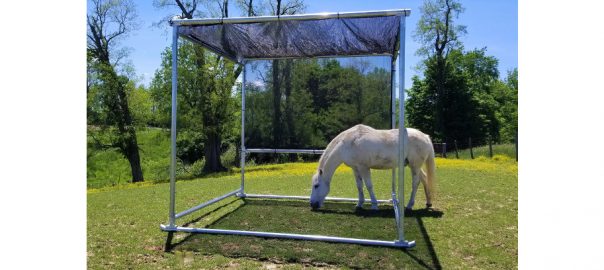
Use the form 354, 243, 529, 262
406, 166, 421, 210
419, 169, 432, 208
359, 167, 378, 210
352, 167, 365, 208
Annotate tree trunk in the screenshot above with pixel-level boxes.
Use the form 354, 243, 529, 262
107, 64, 145, 183
125, 132, 144, 182
435, 56, 446, 141
283, 60, 296, 161
272, 60, 282, 147
203, 132, 227, 172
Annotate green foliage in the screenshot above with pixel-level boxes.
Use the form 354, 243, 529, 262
245, 58, 392, 162
450, 48, 501, 141
414, 0, 466, 58
88, 128, 247, 188
220, 143, 239, 168
176, 130, 205, 164
409, 0, 517, 146
496, 68, 518, 142
88, 128, 170, 188
127, 84, 154, 127
407, 48, 517, 145
407, 52, 480, 143
150, 41, 241, 171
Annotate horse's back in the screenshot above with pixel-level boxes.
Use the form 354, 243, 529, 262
336, 125, 433, 169
339, 125, 401, 169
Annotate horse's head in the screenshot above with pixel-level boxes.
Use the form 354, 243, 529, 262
309, 168, 330, 210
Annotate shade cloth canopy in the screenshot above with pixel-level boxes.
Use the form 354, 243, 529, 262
172, 9, 410, 62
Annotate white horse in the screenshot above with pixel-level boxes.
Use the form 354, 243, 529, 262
309, 124, 436, 211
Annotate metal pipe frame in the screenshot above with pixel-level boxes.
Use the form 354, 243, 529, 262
390, 55, 398, 230
175, 189, 240, 219
396, 15, 407, 242
240, 62, 247, 194
162, 12, 415, 249
246, 148, 325, 154
239, 193, 392, 204
160, 225, 415, 248
170, 9, 410, 26
167, 25, 179, 230
241, 53, 394, 62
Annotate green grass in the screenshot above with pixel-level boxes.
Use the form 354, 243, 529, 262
88, 159, 517, 269
87, 128, 172, 188
446, 143, 517, 160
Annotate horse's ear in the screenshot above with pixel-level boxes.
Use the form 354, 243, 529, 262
319, 169, 323, 175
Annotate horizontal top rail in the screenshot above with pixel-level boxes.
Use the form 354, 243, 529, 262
170, 9, 411, 26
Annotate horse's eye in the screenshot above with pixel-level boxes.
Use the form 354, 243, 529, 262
314, 184, 319, 189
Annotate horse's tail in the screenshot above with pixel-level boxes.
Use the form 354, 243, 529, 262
424, 138, 437, 205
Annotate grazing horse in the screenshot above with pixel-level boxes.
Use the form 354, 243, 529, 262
309, 124, 436, 211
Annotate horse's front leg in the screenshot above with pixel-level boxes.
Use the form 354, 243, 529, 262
359, 167, 378, 210
352, 167, 365, 208
406, 167, 420, 210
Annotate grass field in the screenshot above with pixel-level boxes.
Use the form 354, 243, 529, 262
87, 158, 517, 269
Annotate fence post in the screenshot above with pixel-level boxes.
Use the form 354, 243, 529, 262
454, 140, 459, 159
488, 137, 493, 158
443, 143, 447, 158
469, 137, 474, 159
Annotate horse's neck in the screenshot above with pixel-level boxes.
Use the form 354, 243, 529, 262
320, 144, 343, 183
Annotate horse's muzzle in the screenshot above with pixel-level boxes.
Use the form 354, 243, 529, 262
310, 201, 320, 210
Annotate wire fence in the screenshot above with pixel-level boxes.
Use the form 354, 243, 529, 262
433, 135, 518, 161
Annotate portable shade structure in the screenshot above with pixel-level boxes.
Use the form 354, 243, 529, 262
160, 9, 414, 248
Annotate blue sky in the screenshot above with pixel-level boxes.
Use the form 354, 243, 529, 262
122, 0, 517, 88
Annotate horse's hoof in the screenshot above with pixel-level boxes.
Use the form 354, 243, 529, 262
404, 207, 412, 214
426, 203, 432, 209
355, 206, 363, 211
371, 205, 379, 211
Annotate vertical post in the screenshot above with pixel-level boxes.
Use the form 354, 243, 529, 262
489, 137, 493, 158
396, 15, 407, 242
168, 25, 179, 228
390, 57, 397, 198
469, 137, 474, 159
454, 140, 459, 159
240, 61, 247, 194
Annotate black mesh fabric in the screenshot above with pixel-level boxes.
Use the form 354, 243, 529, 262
178, 16, 401, 62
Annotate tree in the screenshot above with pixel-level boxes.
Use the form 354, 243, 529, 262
407, 53, 480, 144
265, 0, 306, 150
154, 0, 257, 172
451, 48, 501, 142
407, 45, 517, 146
413, 0, 466, 141
494, 68, 518, 142
87, 0, 144, 182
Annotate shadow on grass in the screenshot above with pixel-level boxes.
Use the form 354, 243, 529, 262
165, 198, 443, 269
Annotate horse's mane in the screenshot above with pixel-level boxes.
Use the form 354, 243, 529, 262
318, 130, 348, 169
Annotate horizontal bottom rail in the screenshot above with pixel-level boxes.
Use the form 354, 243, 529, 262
175, 189, 240, 219
160, 225, 415, 248
239, 193, 392, 204
245, 148, 325, 154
